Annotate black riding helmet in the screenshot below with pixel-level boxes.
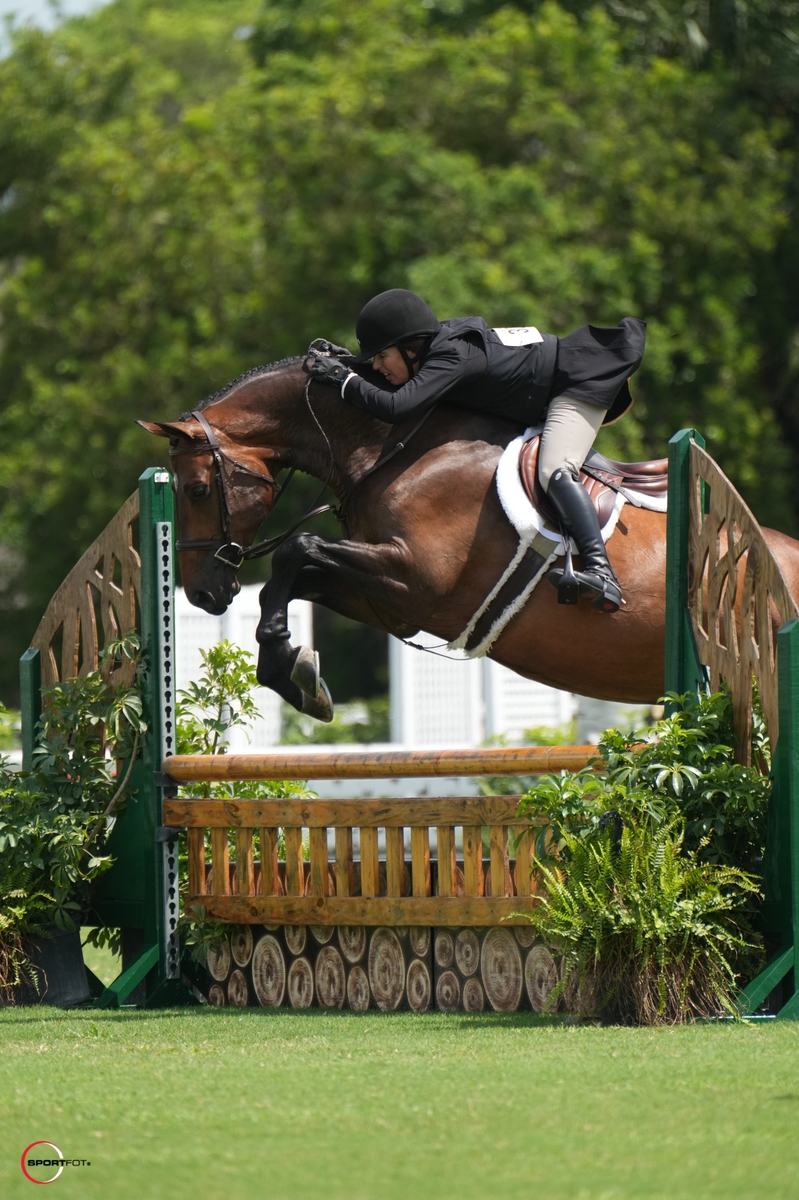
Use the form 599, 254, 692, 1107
353, 289, 442, 364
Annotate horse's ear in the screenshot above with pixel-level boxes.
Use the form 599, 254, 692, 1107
136, 419, 196, 440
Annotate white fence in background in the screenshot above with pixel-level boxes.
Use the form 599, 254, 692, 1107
175, 585, 644, 750
388, 631, 575, 746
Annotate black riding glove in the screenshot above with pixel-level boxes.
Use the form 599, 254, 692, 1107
307, 354, 355, 386
315, 339, 354, 359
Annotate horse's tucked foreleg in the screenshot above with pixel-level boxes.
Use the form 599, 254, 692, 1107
256, 532, 420, 719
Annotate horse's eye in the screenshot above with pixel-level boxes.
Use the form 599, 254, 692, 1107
188, 483, 210, 500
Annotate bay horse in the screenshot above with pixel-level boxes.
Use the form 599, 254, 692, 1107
140, 357, 799, 721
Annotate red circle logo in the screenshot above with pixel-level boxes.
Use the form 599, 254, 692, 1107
20, 1143, 64, 1185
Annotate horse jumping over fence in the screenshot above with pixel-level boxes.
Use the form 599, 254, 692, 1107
140, 360, 799, 719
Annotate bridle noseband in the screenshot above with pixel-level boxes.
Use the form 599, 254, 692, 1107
169, 408, 293, 569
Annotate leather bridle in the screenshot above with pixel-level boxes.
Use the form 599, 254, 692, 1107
169, 408, 296, 569
169, 372, 437, 571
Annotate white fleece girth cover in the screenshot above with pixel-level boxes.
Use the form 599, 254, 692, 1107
447, 427, 667, 657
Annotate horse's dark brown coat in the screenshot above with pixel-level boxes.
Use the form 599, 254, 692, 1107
140, 361, 799, 711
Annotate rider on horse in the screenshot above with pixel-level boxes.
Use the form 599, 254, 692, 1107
308, 289, 645, 615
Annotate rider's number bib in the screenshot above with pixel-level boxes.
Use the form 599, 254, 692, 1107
491, 326, 544, 347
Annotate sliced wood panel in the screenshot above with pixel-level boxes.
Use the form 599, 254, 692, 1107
187, 828, 206, 896
309, 827, 329, 897
210, 828, 230, 897
334, 827, 353, 897
411, 827, 431, 897
235, 828, 254, 897
463, 826, 483, 897
514, 826, 533, 897
284, 827, 305, 897
436, 827, 455, 897
385, 827, 405, 897
359, 827, 379, 898
259, 828, 279, 896
489, 825, 511, 898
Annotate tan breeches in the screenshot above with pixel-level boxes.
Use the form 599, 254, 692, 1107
538, 394, 606, 493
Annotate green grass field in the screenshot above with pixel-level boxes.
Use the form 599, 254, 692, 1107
2, 1007, 798, 1200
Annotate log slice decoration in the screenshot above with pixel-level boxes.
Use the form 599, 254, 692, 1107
208, 984, 226, 1007
287, 957, 314, 1009
462, 978, 485, 1012
435, 970, 461, 1012
524, 944, 558, 1013
230, 926, 254, 968
454, 929, 480, 977
310, 925, 335, 945
481, 928, 523, 1012
514, 926, 535, 948
315, 945, 347, 1008
227, 968, 249, 1007
284, 925, 307, 957
338, 925, 367, 964
434, 930, 454, 969
406, 960, 432, 1012
409, 927, 430, 957
252, 934, 286, 1007
206, 938, 231, 982
347, 965, 371, 1011
368, 928, 406, 1011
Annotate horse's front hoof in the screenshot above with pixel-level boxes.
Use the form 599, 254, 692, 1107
300, 678, 334, 723
290, 645, 321, 698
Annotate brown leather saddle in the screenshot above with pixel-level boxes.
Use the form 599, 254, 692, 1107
519, 434, 668, 529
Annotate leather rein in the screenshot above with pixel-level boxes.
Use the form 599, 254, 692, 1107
169, 376, 436, 571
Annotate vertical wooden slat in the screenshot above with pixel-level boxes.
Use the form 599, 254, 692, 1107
514, 826, 532, 897
489, 825, 511, 897
385, 827, 405, 896
335, 827, 354, 897
211, 828, 230, 897
284, 827, 304, 896
309, 827, 329, 896
259, 827, 279, 895
187, 828, 206, 895
360, 827, 379, 897
411, 827, 431, 897
436, 827, 454, 897
463, 826, 483, 896
236, 828, 254, 897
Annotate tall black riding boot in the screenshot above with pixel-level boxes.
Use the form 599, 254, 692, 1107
546, 468, 623, 613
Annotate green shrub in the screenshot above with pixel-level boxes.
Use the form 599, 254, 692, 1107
175, 642, 312, 962
0, 633, 146, 996
515, 691, 768, 1023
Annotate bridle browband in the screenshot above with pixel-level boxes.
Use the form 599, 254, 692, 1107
169, 373, 437, 571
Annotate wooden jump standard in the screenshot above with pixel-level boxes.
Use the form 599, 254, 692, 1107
162, 747, 600, 931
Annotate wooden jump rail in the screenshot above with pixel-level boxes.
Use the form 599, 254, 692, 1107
162, 746, 600, 929
163, 745, 600, 781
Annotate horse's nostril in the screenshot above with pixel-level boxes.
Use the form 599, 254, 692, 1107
189, 588, 217, 612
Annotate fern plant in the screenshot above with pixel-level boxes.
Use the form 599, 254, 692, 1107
529, 819, 761, 1023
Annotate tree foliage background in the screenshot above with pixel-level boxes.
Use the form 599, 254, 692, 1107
1, 0, 798, 700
